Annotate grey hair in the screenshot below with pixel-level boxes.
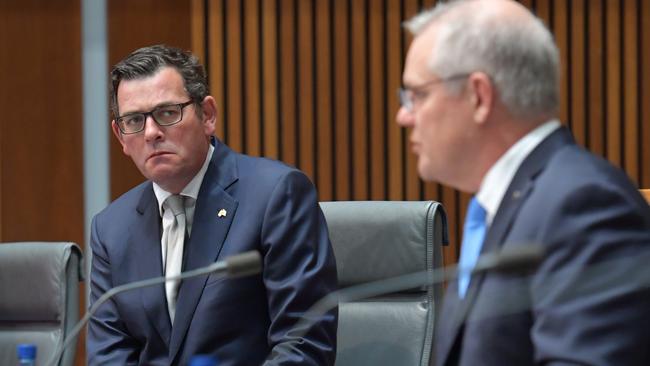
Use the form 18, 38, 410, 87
110, 44, 209, 117
404, 0, 560, 119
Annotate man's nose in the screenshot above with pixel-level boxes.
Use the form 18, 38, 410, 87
143, 115, 164, 141
396, 106, 415, 127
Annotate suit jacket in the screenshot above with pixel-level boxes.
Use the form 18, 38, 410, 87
435, 128, 650, 366
87, 141, 338, 366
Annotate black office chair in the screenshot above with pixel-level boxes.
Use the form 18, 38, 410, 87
320, 201, 448, 366
0, 242, 83, 366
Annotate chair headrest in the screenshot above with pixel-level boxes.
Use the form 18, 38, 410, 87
320, 201, 447, 288
0, 242, 82, 322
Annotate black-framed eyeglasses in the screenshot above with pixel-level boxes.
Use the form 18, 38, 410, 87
116, 100, 194, 134
398, 74, 470, 112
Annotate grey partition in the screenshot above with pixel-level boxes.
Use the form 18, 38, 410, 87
0, 242, 83, 366
320, 201, 448, 366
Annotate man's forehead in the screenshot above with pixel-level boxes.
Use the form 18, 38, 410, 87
116, 68, 187, 111
403, 30, 438, 85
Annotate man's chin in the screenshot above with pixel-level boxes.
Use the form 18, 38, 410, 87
143, 166, 179, 185
417, 161, 435, 183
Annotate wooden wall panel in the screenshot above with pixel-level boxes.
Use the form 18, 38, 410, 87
588, 0, 606, 156
225, 0, 245, 153
386, 0, 404, 201
642, 1, 650, 188
351, 0, 369, 200
623, 0, 639, 182
570, 0, 587, 146
261, 0, 281, 160
316, 0, 334, 201
298, 0, 316, 180
368, 0, 385, 200
244, 0, 262, 157
279, 0, 298, 167
190, 0, 649, 267
206, 0, 226, 141
606, 0, 623, 167
333, 0, 351, 200
0, 0, 83, 247
0, 1, 85, 364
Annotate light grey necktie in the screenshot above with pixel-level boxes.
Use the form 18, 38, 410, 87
162, 194, 186, 323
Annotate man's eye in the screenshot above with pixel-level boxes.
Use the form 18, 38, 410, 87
124, 115, 144, 125
412, 90, 429, 100
155, 107, 181, 121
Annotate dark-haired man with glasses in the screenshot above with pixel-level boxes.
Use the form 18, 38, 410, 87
87, 45, 337, 365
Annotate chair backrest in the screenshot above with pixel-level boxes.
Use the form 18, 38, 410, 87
0, 242, 83, 366
320, 201, 448, 366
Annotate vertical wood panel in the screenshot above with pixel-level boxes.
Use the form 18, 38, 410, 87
642, 0, 650, 188
351, 0, 369, 199
191, 0, 205, 63
315, 0, 334, 200
588, 0, 605, 156
298, 0, 316, 180
570, 0, 587, 146
244, 0, 262, 156
554, 0, 570, 126
623, 0, 639, 184
225, 0, 244, 152
386, 0, 404, 200
0, 0, 83, 276
606, 0, 622, 167
369, 0, 386, 200
208, 0, 226, 141
333, 0, 351, 199
279, 0, 297, 167
262, 0, 280, 159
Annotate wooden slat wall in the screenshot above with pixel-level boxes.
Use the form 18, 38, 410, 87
191, 0, 649, 265
0, 1, 85, 363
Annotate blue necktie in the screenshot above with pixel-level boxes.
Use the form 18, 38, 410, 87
458, 197, 487, 298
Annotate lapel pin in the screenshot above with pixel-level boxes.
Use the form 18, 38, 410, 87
512, 190, 522, 199
217, 209, 227, 218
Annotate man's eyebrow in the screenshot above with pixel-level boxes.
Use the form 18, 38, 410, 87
118, 101, 182, 116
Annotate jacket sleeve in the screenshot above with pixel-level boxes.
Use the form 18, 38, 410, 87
530, 183, 650, 365
260, 170, 339, 366
86, 215, 141, 366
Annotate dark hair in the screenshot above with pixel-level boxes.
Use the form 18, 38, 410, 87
110, 44, 209, 117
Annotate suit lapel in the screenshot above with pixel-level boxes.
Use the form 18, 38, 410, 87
169, 142, 240, 362
437, 128, 575, 365
133, 184, 172, 347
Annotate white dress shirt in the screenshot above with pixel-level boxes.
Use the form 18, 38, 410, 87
153, 144, 214, 267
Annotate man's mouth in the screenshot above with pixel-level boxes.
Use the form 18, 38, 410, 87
147, 151, 172, 161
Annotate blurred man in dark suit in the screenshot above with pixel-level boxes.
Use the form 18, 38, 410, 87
396, 1, 650, 365
87, 45, 337, 365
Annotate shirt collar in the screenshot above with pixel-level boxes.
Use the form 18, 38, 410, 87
153, 144, 215, 216
476, 120, 561, 225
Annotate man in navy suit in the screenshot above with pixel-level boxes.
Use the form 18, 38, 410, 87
87, 45, 337, 365
396, 0, 650, 365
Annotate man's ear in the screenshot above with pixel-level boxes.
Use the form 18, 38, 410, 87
200, 96, 217, 136
468, 72, 493, 125
111, 120, 130, 156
